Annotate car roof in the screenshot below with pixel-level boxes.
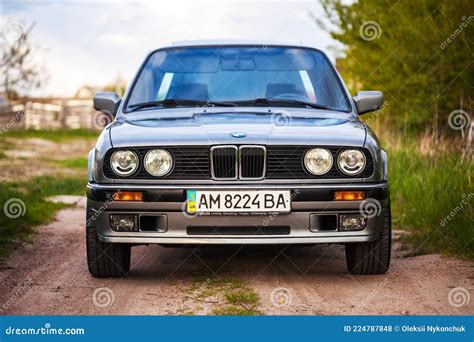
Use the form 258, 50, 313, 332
169, 39, 307, 48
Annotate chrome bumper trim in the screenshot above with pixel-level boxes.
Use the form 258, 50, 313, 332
88, 182, 387, 190
98, 235, 375, 244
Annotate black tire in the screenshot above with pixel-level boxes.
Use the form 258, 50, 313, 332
86, 205, 131, 278
345, 201, 391, 275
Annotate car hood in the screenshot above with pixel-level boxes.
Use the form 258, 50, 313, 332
110, 108, 366, 147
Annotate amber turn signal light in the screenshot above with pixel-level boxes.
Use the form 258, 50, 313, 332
112, 191, 143, 201
334, 191, 365, 201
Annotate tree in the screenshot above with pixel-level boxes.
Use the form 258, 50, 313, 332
317, 0, 473, 134
103, 75, 128, 97
0, 22, 45, 100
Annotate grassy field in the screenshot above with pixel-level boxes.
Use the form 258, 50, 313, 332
1, 129, 99, 142
0, 176, 85, 259
0, 129, 96, 260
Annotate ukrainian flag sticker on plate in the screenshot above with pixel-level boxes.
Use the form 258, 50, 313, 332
186, 190, 197, 214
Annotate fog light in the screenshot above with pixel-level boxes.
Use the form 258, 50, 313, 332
109, 214, 139, 232
339, 214, 367, 231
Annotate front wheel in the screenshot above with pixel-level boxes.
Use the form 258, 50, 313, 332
345, 201, 391, 275
86, 204, 131, 278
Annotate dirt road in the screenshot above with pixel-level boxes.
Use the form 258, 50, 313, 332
1, 203, 472, 315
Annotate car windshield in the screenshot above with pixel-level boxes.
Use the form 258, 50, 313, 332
125, 46, 351, 112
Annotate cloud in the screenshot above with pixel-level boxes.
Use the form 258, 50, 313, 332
2, 0, 334, 97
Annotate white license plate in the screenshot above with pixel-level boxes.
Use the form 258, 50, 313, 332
186, 190, 291, 214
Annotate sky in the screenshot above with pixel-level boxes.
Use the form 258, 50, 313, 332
1, 0, 339, 97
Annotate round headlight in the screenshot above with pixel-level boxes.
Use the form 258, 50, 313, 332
304, 148, 333, 175
144, 149, 173, 177
338, 149, 366, 175
110, 150, 139, 176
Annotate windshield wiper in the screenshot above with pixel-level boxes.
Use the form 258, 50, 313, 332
232, 98, 333, 110
128, 99, 237, 112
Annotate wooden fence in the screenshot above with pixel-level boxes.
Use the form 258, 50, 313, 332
0, 99, 106, 131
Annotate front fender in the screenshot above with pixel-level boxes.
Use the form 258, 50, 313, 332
363, 125, 388, 182
89, 128, 113, 182
380, 149, 388, 181
87, 148, 96, 182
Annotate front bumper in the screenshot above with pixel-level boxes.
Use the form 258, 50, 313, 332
86, 182, 389, 245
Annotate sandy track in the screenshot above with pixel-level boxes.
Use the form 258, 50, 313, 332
0, 206, 472, 315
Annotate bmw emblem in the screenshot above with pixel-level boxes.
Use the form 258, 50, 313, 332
231, 132, 246, 138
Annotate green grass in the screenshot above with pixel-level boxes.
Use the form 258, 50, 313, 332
0, 176, 85, 260
224, 288, 259, 306
190, 277, 261, 315
54, 157, 88, 169
1, 129, 99, 142
388, 146, 473, 259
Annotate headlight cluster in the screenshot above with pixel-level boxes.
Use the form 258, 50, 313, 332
110, 149, 173, 177
144, 149, 173, 176
304, 148, 333, 175
110, 150, 138, 176
304, 148, 366, 176
338, 149, 366, 175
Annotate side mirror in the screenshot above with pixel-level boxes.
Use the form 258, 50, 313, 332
93, 92, 121, 117
353, 91, 383, 115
